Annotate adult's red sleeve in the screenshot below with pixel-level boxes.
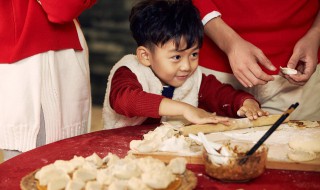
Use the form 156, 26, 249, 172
198, 74, 257, 117
192, 0, 219, 19
39, 0, 97, 23
109, 67, 164, 118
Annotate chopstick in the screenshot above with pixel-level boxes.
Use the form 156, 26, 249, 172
239, 102, 299, 164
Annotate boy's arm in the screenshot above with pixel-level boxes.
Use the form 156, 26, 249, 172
110, 67, 229, 124
198, 74, 257, 117
159, 98, 229, 125
110, 67, 163, 118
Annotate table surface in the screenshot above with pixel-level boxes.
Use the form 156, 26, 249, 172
0, 124, 319, 190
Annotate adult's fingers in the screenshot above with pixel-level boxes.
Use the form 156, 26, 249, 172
248, 63, 274, 84
234, 66, 270, 87
287, 51, 301, 69
283, 74, 306, 86
247, 69, 271, 85
286, 62, 316, 85
256, 50, 276, 71
234, 72, 254, 87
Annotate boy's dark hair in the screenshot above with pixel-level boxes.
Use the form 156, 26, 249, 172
129, 0, 203, 51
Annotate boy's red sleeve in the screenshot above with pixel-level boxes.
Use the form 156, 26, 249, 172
38, 0, 97, 23
109, 67, 164, 118
192, 0, 219, 19
198, 74, 258, 117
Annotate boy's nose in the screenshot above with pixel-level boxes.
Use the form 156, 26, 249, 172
180, 60, 191, 71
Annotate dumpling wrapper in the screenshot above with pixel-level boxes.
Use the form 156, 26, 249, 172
280, 67, 298, 75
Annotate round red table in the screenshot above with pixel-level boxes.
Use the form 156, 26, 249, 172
0, 125, 319, 190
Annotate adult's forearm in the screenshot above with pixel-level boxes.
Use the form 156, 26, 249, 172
204, 17, 242, 55
308, 10, 320, 45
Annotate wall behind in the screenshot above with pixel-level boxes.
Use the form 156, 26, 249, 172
79, 0, 137, 105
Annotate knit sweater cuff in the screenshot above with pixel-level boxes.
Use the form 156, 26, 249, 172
0, 124, 38, 152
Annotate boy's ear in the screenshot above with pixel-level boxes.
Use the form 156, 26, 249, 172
136, 46, 151, 67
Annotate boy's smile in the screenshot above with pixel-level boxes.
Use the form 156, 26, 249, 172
147, 39, 199, 87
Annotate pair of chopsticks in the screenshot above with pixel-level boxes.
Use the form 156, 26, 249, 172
239, 102, 299, 164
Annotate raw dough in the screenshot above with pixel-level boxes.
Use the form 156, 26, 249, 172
280, 67, 298, 75
287, 133, 320, 162
180, 115, 285, 135
288, 133, 320, 152
287, 150, 317, 162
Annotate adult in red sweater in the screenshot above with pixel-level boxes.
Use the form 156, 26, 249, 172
193, 0, 320, 120
103, 0, 268, 129
0, 0, 96, 161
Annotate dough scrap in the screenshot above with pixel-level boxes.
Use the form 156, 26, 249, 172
288, 121, 319, 128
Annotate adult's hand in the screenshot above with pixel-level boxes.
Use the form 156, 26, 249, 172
282, 12, 320, 86
204, 17, 276, 88
227, 37, 275, 87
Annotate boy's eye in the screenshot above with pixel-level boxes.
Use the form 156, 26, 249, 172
172, 55, 181, 60
191, 52, 198, 58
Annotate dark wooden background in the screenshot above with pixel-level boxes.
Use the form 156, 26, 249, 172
79, 0, 137, 105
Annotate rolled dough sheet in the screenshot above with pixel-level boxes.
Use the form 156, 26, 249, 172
206, 124, 320, 162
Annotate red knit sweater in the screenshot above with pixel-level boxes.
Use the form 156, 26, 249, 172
109, 67, 255, 125
0, 0, 96, 63
193, 0, 320, 75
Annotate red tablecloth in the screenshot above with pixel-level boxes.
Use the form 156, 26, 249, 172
0, 125, 319, 190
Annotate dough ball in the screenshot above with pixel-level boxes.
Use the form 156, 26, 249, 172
288, 133, 320, 152
287, 150, 317, 162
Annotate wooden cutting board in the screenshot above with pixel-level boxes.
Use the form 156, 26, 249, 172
133, 121, 320, 172
133, 150, 320, 172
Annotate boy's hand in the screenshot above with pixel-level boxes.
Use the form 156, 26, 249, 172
237, 99, 269, 120
183, 107, 230, 125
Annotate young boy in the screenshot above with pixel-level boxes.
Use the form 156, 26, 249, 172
103, 0, 268, 129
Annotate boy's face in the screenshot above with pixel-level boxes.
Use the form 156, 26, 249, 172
148, 39, 199, 87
